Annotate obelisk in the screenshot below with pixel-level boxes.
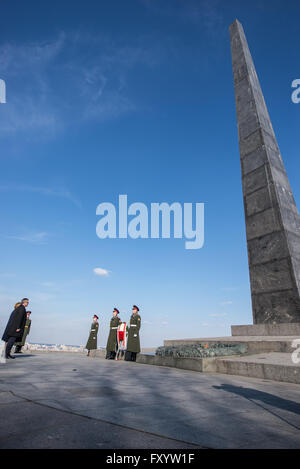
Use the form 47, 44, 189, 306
230, 20, 300, 324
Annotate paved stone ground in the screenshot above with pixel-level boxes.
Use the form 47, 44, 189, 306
0, 352, 299, 449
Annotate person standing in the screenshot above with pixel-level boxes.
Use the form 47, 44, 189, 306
125, 305, 141, 362
106, 308, 121, 360
85, 315, 99, 356
14, 311, 32, 353
2, 298, 29, 359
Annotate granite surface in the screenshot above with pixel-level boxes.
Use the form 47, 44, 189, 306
156, 343, 247, 358
230, 20, 300, 324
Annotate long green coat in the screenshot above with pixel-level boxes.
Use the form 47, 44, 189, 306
15, 319, 31, 347
127, 313, 141, 353
85, 321, 99, 350
106, 316, 121, 352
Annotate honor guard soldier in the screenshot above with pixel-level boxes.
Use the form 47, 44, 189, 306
125, 305, 141, 362
86, 314, 99, 356
15, 311, 32, 353
106, 308, 121, 360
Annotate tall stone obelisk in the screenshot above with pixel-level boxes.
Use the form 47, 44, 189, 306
230, 20, 300, 324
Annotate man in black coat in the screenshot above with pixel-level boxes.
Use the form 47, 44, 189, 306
2, 298, 29, 359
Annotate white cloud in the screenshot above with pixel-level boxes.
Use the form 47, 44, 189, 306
0, 34, 65, 75
0, 184, 81, 209
93, 267, 110, 277
0, 31, 163, 138
7, 231, 49, 244
220, 301, 233, 306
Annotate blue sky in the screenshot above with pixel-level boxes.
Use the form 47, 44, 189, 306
0, 0, 299, 347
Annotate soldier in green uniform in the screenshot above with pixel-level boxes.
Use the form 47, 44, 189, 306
125, 305, 141, 362
106, 308, 121, 360
85, 315, 99, 356
14, 311, 32, 353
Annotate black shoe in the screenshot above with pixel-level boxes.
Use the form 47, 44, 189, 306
6, 355, 15, 359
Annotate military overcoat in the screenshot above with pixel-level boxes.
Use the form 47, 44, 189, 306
106, 316, 121, 352
126, 313, 141, 353
85, 322, 99, 350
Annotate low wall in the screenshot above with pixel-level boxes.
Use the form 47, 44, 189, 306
89, 349, 217, 373
137, 354, 217, 372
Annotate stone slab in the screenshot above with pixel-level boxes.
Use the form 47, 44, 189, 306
232, 324, 300, 337
216, 353, 300, 385
164, 336, 299, 353
135, 350, 300, 385
136, 354, 217, 373
89, 349, 106, 358
136, 349, 300, 385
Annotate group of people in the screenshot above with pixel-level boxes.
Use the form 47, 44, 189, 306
86, 305, 141, 362
1, 299, 141, 363
1, 298, 32, 359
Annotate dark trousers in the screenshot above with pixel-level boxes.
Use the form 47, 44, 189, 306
125, 351, 137, 362
15, 345, 22, 353
106, 351, 116, 359
6, 337, 16, 357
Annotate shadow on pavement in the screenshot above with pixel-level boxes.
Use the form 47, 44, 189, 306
12, 354, 36, 358
213, 384, 300, 415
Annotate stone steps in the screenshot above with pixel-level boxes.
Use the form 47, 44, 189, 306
137, 352, 300, 385
215, 352, 300, 385
164, 336, 299, 354
136, 353, 216, 373
231, 324, 300, 337
88, 341, 300, 385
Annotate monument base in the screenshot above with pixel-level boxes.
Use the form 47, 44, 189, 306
159, 326, 300, 384
136, 352, 300, 385
231, 323, 300, 337
88, 327, 300, 385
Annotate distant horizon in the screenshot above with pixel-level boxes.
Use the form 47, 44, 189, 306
26, 342, 157, 350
